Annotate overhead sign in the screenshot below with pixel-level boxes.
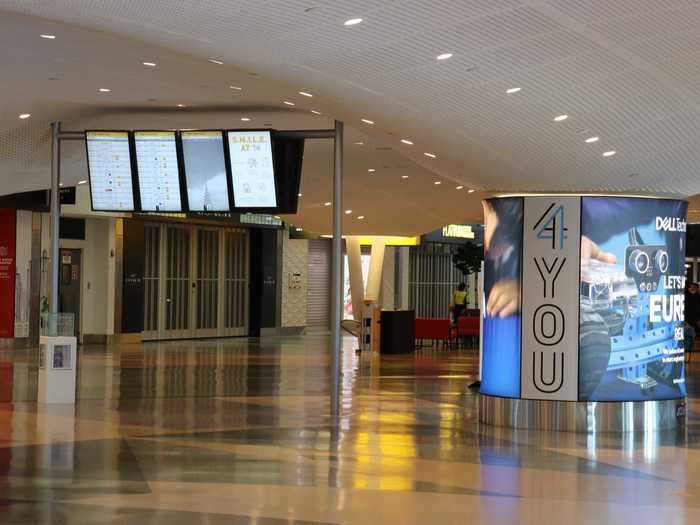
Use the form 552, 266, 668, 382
181, 131, 230, 212
442, 224, 474, 239
227, 130, 277, 208
85, 131, 135, 211
134, 131, 182, 212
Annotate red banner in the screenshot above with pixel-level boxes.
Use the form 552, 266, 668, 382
0, 209, 16, 338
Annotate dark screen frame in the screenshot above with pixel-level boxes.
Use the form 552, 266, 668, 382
84, 130, 139, 212
132, 130, 185, 213
179, 130, 231, 213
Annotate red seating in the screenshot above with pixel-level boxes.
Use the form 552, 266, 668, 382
456, 315, 480, 348
415, 317, 455, 349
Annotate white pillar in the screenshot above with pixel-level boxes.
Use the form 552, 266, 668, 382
346, 236, 364, 321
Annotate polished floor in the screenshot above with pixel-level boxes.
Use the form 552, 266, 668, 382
1, 335, 700, 524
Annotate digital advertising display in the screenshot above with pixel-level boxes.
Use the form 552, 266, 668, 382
480, 197, 523, 398
134, 131, 182, 212
85, 131, 135, 211
227, 130, 277, 208
579, 197, 687, 401
181, 131, 230, 212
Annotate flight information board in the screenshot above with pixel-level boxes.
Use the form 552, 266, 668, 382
85, 131, 135, 211
227, 130, 277, 208
181, 131, 230, 211
134, 131, 182, 212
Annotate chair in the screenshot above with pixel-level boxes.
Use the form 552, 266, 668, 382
415, 317, 455, 349
456, 315, 480, 349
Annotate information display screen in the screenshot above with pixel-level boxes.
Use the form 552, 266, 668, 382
578, 197, 688, 401
181, 131, 229, 212
134, 131, 182, 212
85, 131, 135, 211
227, 130, 277, 208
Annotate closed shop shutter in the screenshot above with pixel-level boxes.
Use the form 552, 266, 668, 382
306, 239, 331, 329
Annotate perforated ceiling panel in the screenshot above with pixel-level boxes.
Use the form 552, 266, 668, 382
1, 0, 700, 232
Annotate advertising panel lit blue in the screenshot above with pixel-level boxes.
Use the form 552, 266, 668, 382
481, 197, 523, 398
578, 197, 687, 401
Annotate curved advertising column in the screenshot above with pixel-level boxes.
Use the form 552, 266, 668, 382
480, 196, 688, 432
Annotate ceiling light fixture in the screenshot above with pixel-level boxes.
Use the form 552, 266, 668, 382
229, 85, 243, 90
456, 185, 464, 190
506, 87, 521, 94
78, 180, 87, 185
299, 91, 313, 97
208, 58, 224, 65
345, 209, 353, 214
240, 117, 251, 121
143, 62, 157, 67
344, 18, 363, 26
357, 215, 365, 220
424, 152, 436, 158
311, 110, 322, 115
603, 150, 616, 157
99, 88, 111, 92
355, 142, 364, 145
585, 136, 600, 143
296, 227, 303, 232
434, 181, 442, 185
468, 189, 476, 193
283, 101, 295, 106
368, 168, 376, 172
401, 175, 409, 179
298, 193, 303, 197
18, 113, 31, 119
401, 139, 414, 145
437, 53, 453, 60
177, 104, 186, 107
40, 34, 56, 39
324, 202, 332, 207
361, 118, 374, 125
553, 114, 568, 122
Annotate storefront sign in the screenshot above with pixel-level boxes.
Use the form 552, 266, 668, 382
442, 224, 474, 239
0, 209, 16, 338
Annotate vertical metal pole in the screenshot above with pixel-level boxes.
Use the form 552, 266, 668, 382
330, 120, 344, 417
49, 121, 61, 315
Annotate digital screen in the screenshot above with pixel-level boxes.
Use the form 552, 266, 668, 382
579, 197, 687, 401
480, 197, 523, 398
181, 131, 229, 212
134, 131, 182, 212
227, 130, 277, 208
85, 131, 135, 211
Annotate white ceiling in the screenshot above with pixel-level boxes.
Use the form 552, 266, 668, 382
1, 1, 700, 233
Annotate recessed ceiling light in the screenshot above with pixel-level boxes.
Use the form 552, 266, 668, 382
229, 85, 243, 90
401, 139, 414, 145
18, 113, 31, 119
241, 117, 251, 121
585, 136, 600, 143
295, 227, 303, 232
99, 88, 111, 92
311, 110, 322, 115
603, 150, 616, 157
553, 114, 568, 122
344, 18, 363, 26
78, 180, 87, 185
368, 168, 376, 172
401, 175, 409, 179
434, 181, 442, 185
299, 91, 313, 97
354, 141, 364, 145
456, 185, 464, 190
208, 58, 224, 65
467, 189, 476, 193
345, 209, 353, 214
506, 87, 521, 94
40, 34, 56, 39
437, 53, 453, 60
283, 101, 295, 106
59, 183, 63, 187
361, 118, 374, 125
298, 193, 303, 197
177, 103, 186, 107
424, 152, 436, 158
324, 202, 332, 207
357, 215, 365, 220
143, 62, 157, 67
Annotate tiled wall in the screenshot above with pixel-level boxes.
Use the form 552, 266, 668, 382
281, 230, 308, 328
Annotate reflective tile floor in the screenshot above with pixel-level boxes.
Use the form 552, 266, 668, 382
2, 335, 700, 524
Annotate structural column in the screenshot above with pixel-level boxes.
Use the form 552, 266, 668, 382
330, 120, 344, 417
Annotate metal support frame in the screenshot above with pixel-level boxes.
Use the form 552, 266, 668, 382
49, 121, 346, 415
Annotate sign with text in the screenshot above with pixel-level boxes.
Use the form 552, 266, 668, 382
0, 209, 16, 338
520, 197, 581, 401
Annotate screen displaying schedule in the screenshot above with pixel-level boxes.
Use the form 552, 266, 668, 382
227, 130, 277, 208
181, 131, 230, 211
85, 131, 135, 211
134, 131, 182, 212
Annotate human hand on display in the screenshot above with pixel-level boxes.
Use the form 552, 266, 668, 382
580, 235, 616, 265
487, 279, 520, 318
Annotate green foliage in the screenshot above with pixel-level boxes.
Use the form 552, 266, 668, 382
453, 241, 483, 276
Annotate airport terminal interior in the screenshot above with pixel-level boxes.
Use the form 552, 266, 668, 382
2, 1, 700, 523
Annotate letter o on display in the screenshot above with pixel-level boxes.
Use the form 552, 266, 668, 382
533, 304, 565, 346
